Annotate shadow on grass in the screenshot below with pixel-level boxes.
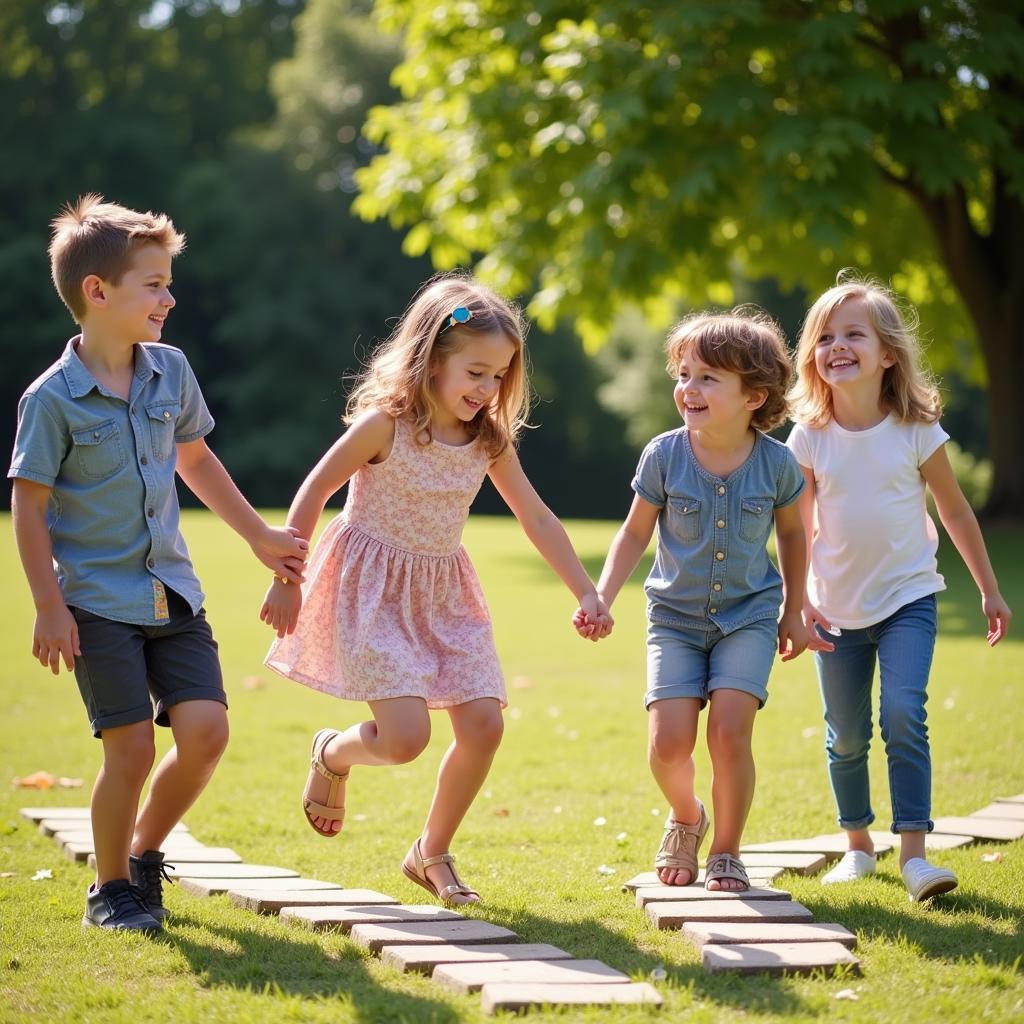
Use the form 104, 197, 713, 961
155, 906, 460, 1023
798, 881, 1024, 971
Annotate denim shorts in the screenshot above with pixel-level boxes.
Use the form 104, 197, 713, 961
645, 617, 778, 709
69, 589, 227, 737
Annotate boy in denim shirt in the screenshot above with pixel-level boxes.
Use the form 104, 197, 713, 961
9, 195, 307, 930
579, 311, 831, 892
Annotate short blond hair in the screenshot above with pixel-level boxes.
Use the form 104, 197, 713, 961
666, 308, 793, 431
790, 273, 940, 427
345, 271, 531, 458
49, 194, 185, 322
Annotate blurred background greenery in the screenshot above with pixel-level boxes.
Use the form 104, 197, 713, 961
3, 0, 1017, 519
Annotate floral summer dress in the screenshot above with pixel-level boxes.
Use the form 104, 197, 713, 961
265, 417, 507, 708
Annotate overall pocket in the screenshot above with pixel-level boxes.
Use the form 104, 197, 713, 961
147, 401, 180, 461
739, 496, 772, 542
667, 496, 702, 541
72, 421, 125, 480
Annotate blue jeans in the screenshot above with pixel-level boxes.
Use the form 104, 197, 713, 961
814, 594, 937, 833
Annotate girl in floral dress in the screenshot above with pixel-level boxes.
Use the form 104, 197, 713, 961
261, 273, 610, 904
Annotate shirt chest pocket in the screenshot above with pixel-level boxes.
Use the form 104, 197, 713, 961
739, 496, 773, 543
147, 402, 180, 461
667, 496, 702, 541
71, 421, 125, 480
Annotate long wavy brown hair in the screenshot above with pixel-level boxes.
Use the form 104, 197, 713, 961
345, 272, 531, 457
790, 273, 940, 427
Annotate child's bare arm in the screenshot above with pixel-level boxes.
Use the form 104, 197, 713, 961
175, 438, 309, 581
794, 465, 835, 638
11, 479, 81, 673
922, 444, 1011, 645
595, 494, 659, 611
774, 500, 830, 659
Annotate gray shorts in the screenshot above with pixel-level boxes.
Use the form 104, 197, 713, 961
69, 589, 227, 737
645, 617, 778, 710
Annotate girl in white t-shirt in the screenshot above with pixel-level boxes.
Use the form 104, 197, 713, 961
787, 275, 1011, 902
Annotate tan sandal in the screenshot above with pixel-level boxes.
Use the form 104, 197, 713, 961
402, 838, 480, 905
654, 801, 709, 885
704, 852, 750, 891
302, 728, 349, 837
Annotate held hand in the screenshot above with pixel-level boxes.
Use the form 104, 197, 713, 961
252, 524, 309, 583
260, 578, 303, 638
33, 602, 81, 674
982, 592, 1012, 646
778, 609, 813, 662
574, 593, 614, 642
802, 601, 836, 653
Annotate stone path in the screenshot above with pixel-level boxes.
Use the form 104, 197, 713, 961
20, 793, 1024, 1001
621, 792, 1024, 976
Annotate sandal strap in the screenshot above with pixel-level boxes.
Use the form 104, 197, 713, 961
311, 729, 349, 785
705, 852, 749, 884
438, 882, 479, 901
303, 797, 345, 821
654, 804, 708, 870
418, 851, 456, 869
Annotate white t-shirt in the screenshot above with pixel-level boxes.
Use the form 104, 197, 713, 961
787, 415, 948, 628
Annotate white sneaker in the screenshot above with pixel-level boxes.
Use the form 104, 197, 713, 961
821, 850, 877, 885
902, 857, 958, 902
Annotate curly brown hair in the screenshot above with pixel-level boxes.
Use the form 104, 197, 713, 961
666, 307, 793, 431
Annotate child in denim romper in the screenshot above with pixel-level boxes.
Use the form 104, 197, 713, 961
788, 276, 1012, 902
581, 310, 830, 890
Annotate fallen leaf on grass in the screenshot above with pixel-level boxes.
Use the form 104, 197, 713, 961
0, 872, 15, 878
834, 988, 859, 1001
511, 675, 532, 689
12, 771, 83, 789
596, 864, 616, 875
593, 816, 607, 827
980, 851, 1004, 863
650, 965, 667, 982
31, 869, 53, 881
493, 808, 509, 818
242, 676, 266, 691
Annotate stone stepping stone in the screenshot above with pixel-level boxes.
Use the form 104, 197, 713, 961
85, 848, 241, 869
972, 802, 1024, 821
435, 958, 628, 995
683, 921, 857, 949
648, 899, 814, 929
702, 941, 860, 975
480, 982, 662, 1013
178, 876, 340, 898
51, 828, 201, 845
168, 862, 297, 880
932, 816, 1024, 841
622, 867, 783, 891
350, 919, 518, 952
635, 884, 791, 907
21, 807, 93, 822
743, 832, 895, 858
382, 943, 574, 974
996, 794, 1024, 805
718, 852, 827, 875
233, 888, 399, 914
282, 904, 459, 932
39, 818, 188, 838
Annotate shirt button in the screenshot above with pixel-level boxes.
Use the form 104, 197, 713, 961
713, 583, 722, 591
93, 431, 100, 439
147, 558, 155, 569
147, 508, 155, 517
717, 519, 725, 528
140, 456, 148, 465
163, 410, 171, 419
716, 551, 725, 561
717, 485, 726, 495
710, 607, 718, 614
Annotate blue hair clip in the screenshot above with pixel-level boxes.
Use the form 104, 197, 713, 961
439, 305, 473, 333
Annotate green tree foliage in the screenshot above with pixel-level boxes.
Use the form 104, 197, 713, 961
356, 1, 1024, 518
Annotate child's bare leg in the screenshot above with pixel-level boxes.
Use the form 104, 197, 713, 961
306, 696, 431, 833
410, 698, 504, 903
842, 827, 876, 855
133, 701, 229, 854
705, 688, 759, 891
899, 829, 926, 867
93, 720, 156, 886
648, 697, 702, 884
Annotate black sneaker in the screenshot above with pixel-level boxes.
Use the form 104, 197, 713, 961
83, 879, 161, 931
129, 850, 174, 922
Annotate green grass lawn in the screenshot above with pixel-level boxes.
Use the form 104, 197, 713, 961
1, 511, 1022, 1023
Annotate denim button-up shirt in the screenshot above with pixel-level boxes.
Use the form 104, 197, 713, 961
632, 428, 804, 633
8, 338, 214, 625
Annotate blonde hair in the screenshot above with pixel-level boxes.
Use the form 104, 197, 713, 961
666, 308, 793, 432
345, 272, 531, 458
790, 273, 941, 427
49, 194, 185, 322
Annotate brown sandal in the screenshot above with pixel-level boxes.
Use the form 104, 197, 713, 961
302, 728, 349, 837
654, 801, 709, 885
402, 838, 480, 905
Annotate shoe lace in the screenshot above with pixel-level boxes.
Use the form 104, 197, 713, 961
107, 882, 154, 923
136, 859, 175, 907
